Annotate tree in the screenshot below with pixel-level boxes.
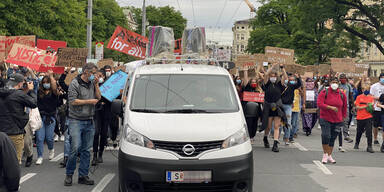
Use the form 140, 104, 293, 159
130, 6, 187, 39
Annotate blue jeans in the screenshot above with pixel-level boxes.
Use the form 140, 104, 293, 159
290, 112, 299, 140
282, 104, 293, 140
66, 118, 95, 177
64, 118, 71, 157
36, 116, 56, 158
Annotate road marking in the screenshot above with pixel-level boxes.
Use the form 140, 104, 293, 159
20, 173, 36, 184
293, 142, 309, 151
313, 160, 333, 175
91, 173, 115, 192
50, 153, 64, 162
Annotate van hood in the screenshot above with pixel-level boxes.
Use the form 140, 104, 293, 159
126, 112, 245, 142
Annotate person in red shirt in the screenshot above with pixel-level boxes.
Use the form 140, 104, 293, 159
354, 82, 374, 153
317, 77, 347, 164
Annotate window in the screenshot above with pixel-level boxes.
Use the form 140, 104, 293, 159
237, 45, 240, 52
241, 45, 245, 52
241, 26, 245, 29
374, 70, 377, 77
236, 34, 240, 40
241, 34, 245, 40
236, 26, 239, 30
130, 75, 239, 113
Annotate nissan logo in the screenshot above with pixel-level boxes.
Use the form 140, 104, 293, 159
182, 144, 195, 156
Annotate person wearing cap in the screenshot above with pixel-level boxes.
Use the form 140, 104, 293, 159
317, 77, 347, 164
0, 73, 37, 163
369, 73, 384, 146
338, 74, 354, 144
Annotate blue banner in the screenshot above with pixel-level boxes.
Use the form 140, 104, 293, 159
100, 70, 128, 102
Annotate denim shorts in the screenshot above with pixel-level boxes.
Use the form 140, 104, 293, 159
319, 118, 343, 146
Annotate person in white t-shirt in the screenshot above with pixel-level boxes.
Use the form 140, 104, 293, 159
369, 73, 384, 145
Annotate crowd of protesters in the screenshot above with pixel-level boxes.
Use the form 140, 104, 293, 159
234, 63, 384, 163
0, 62, 123, 191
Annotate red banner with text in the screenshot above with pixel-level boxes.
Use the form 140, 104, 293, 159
107, 26, 148, 59
242, 92, 265, 103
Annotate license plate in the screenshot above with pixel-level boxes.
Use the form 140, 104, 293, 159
166, 171, 212, 183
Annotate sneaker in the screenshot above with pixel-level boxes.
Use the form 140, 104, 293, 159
285, 141, 290, 146
354, 144, 359, 149
338, 146, 346, 152
49, 149, 55, 160
54, 134, 59, 142
25, 155, 33, 167
367, 147, 374, 153
272, 141, 279, 152
321, 154, 328, 164
289, 138, 295, 143
60, 135, 65, 142
344, 137, 353, 143
374, 140, 380, 145
36, 157, 43, 165
78, 176, 94, 185
351, 121, 355, 126
64, 175, 73, 186
328, 155, 336, 164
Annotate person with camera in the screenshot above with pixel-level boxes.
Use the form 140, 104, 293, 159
0, 73, 37, 164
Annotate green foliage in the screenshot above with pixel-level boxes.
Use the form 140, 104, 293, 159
130, 5, 187, 39
247, 0, 361, 65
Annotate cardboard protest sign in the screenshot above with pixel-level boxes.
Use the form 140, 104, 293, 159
284, 64, 305, 75
98, 59, 114, 69
303, 72, 314, 79
107, 26, 148, 59
56, 48, 88, 67
330, 58, 356, 73
0, 35, 36, 62
100, 70, 128, 102
265, 46, 294, 65
236, 54, 266, 69
318, 64, 331, 75
37, 39, 67, 52
65, 71, 79, 85
243, 92, 264, 103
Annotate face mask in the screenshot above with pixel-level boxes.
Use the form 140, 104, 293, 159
77, 68, 83, 74
284, 80, 288, 85
340, 79, 347, 84
364, 90, 370, 95
380, 78, 384, 84
43, 83, 51, 90
289, 81, 296, 85
99, 78, 104, 84
88, 74, 95, 82
270, 77, 277, 83
251, 83, 257, 88
106, 71, 111, 77
38, 76, 44, 82
330, 83, 339, 90
236, 79, 242, 84
314, 77, 317, 80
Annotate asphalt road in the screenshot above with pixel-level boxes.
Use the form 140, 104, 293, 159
19, 122, 383, 192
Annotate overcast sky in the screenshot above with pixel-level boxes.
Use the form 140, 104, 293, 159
116, 0, 260, 45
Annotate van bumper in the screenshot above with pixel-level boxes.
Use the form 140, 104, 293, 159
118, 150, 253, 192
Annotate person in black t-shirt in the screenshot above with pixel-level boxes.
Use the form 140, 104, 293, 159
261, 64, 288, 152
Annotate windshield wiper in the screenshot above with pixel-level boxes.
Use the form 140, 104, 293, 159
164, 109, 213, 113
131, 109, 162, 113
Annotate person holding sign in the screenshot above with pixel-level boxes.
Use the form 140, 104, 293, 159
302, 78, 318, 136
65, 63, 101, 186
261, 64, 288, 152
354, 81, 374, 153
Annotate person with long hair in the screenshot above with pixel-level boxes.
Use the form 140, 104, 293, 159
243, 78, 263, 143
317, 77, 347, 164
35, 70, 59, 165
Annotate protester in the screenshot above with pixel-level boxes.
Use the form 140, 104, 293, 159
338, 74, 354, 144
302, 78, 318, 135
369, 73, 384, 145
0, 132, 20, 192
317, 77, 347, 164
377, 93, 384, 152
58, 68, 71, 168
103, 65, 119, 149
354, 81, 374, 153
261, 64, 288, 152
281, 73, 302, 145
65, 63, 101, 186
0, 73, 37, 164
92, 69, 110, 166
35, 70, 59, 165
290, 86, 305, 142
243, 78, 263, 143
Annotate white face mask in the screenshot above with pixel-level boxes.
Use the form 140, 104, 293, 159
270, 77, 277, 83
331, 83, 339, 90
106, 71, 111, 77
99, 78, 104, 84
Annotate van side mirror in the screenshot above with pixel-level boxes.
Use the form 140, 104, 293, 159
111, 99, 124, 117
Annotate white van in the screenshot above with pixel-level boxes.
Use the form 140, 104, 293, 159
112, 63, 253, 192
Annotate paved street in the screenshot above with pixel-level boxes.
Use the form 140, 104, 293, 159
20, 123, 383, 192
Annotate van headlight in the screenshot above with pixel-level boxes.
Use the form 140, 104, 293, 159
123, 124, 154, 149
222, 127, 250, 149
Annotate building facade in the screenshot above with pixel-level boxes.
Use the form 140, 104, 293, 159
232, 19, 252, 61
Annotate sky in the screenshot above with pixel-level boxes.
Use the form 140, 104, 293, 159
116, 0, 260, 45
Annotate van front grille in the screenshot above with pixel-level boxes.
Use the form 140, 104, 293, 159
153, 140, 223, 157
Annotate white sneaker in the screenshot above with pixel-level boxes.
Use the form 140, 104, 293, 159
351, 121, 355, 126
36, 157, 43, 165
338, 146, 346, 152
60, 135, 65, 142
54, 134, 59, 142
49, 149, 55, 160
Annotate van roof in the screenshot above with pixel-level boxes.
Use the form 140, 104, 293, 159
135, 64, 229, 75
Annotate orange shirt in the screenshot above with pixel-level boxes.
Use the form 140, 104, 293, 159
355, 94, 374, 120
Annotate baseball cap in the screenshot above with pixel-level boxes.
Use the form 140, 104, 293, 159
9, 73, 26, 83
339, 74, 347, 79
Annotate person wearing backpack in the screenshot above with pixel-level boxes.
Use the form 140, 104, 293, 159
317, 77, 347, 164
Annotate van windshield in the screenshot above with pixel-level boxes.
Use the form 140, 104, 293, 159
130, 74, 239, 113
